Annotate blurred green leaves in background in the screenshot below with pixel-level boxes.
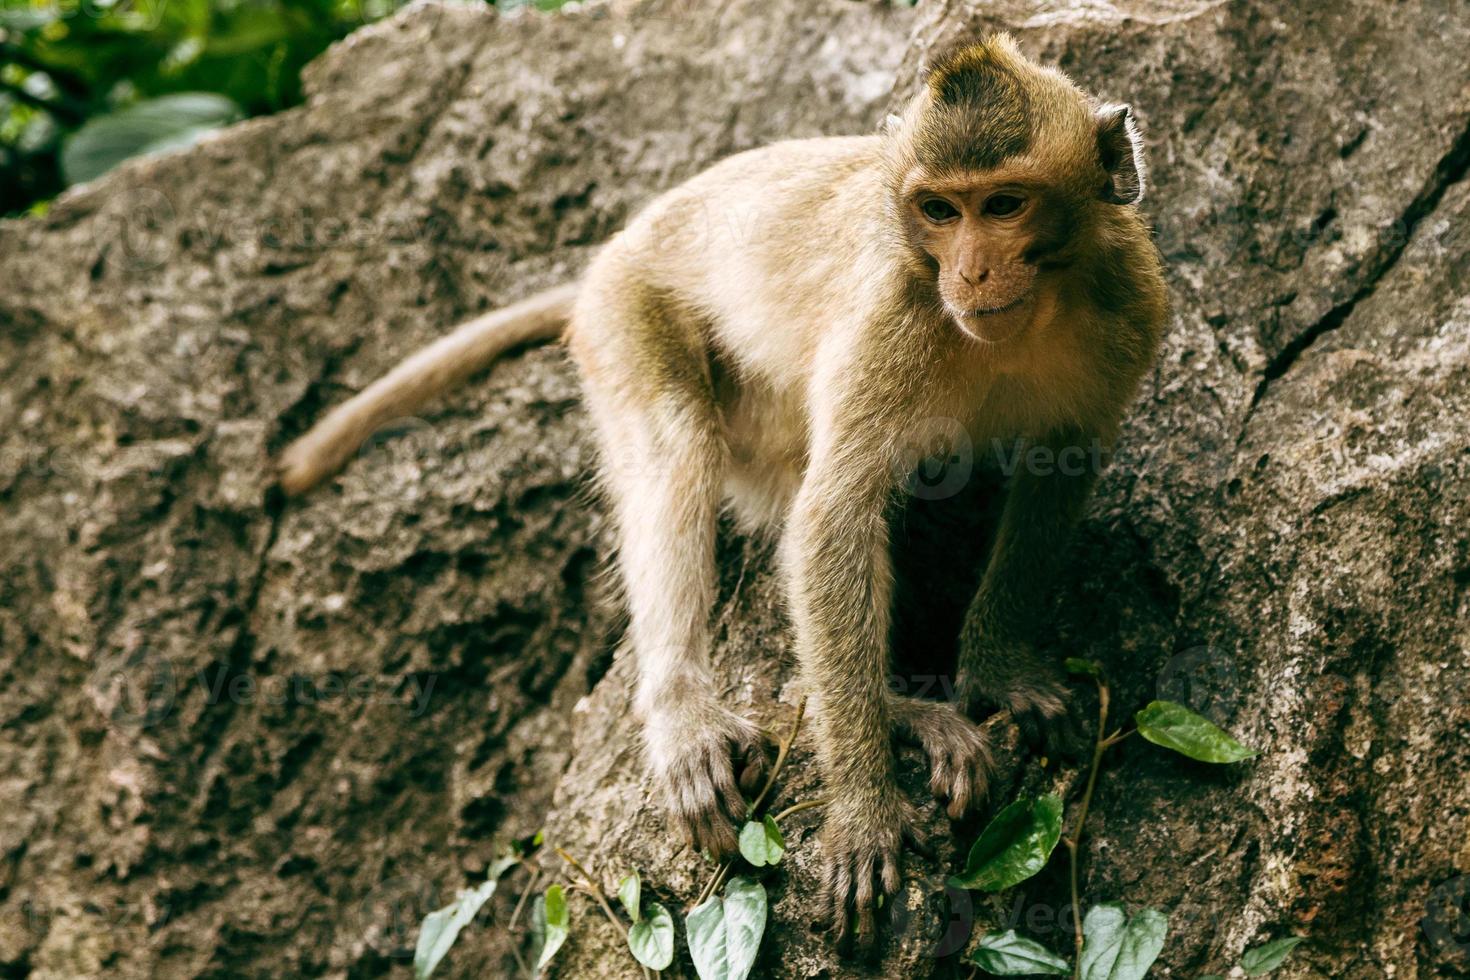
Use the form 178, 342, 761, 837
1, 0, 411, 214
0, 0, 558, 216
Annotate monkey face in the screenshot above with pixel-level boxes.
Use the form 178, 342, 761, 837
903, 177, 1060, 343
883, 33, 1150, 344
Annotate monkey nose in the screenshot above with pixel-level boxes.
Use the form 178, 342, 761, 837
961, 268, 990, 286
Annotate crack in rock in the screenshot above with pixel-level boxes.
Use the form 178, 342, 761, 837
1247, 116, 1470, 415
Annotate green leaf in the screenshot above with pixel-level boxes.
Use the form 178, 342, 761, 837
738, 815, 786, 867
618, 872, 641, 922
485, 854, 518, 879
533, 884, 569, 971
413, 880, 497, 980
1240, 936, 1305, 975
1065, 658, 1101, 677
61, 93, 241, 185
413, 857, 518, 979
967, 929, 1070, 975
1079, 904, 1167, 980
686, 876, 767, 980
0, 8, 59, 30
628, 901, 676, 970
1134, 700, 1258, 763
949, 795, 1064, 891
136, 122, 222, 158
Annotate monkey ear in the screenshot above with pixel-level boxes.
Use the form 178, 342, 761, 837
1095, 103, 1146, 205
882, 113, 903, 136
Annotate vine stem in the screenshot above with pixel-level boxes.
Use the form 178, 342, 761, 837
693, 698, 808, 910
506, 866, 541, 977
696, 860, 734, 909
555, 847, 654, 980
508, 867, 542, 931
772, 797, 827, 822
1065, 679, 1111, 979
750, 697, 807, 815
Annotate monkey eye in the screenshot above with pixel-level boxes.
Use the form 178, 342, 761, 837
919, 197, 960, 223
984, 193, 1026, 217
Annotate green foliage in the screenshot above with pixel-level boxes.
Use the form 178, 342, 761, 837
1065, 657, 1102, 677
949, 794, 1064, 891
617, 871, 640, 923
412, 855, 517, 980
1078, 904, 1167, 980
949, 677, 1262, 979
686, 876, 767, 980
1197, 936, 1304, 978
60, 90, 238, 182
0, 0, 412, 213
1135, 700, 1258, 763
615, 869, 675, 971
533, 883, 569, 971
737, 815, 785, 868
1240, 936, 1305, 975
413, 689, 1266, 979
628, 902, 675, 970
967, 930, 1070, 975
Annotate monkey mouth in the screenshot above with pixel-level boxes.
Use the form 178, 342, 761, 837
947, 292, 1033, 345
966, 296, 1027, 317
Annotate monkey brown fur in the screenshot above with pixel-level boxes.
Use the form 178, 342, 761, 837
277, 34, 1168, 945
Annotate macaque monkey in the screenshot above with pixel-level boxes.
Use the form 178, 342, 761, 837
279, 35, 1167, 941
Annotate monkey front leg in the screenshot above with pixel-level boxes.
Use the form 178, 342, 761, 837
783, 467, 909, 941
783, 454, 991, 942
957, 429, 1100, 755
573, 320, 766, 858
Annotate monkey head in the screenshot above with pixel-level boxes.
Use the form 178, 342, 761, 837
883, 34, 1147, 344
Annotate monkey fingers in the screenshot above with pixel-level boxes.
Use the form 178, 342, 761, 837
653, 715, 765, 860
889, 696, 994, 818
819, 795, 917, 950
736, 739, 772, 798
824, 840, 900, 949
955, 647, 1089, 761
663, 744, 746, 857
1006, 678, 1088, 761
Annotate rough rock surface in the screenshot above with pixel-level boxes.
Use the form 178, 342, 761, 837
1, 0, 1467, 977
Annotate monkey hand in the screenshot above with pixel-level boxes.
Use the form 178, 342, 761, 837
889, 695, 993, 818
955, 642, 1086, 760
819, 784, 920, 949
644, 699, 768, 860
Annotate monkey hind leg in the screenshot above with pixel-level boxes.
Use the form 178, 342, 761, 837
956, 636, 1087, 759
889, 694, 994, 819
568, 271, 765, 856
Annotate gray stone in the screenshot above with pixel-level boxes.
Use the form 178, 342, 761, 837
0, 0, 1466, 977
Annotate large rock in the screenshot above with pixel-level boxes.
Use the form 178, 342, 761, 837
0, 0, 1466, 977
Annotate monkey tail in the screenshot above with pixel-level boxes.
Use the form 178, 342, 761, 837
276, 282, 578, 495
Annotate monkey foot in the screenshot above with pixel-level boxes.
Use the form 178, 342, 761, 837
890, 695, 993, 818
645, 705, 767, 859
819, 791, 920, 949
1005, 677, 1087, 760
